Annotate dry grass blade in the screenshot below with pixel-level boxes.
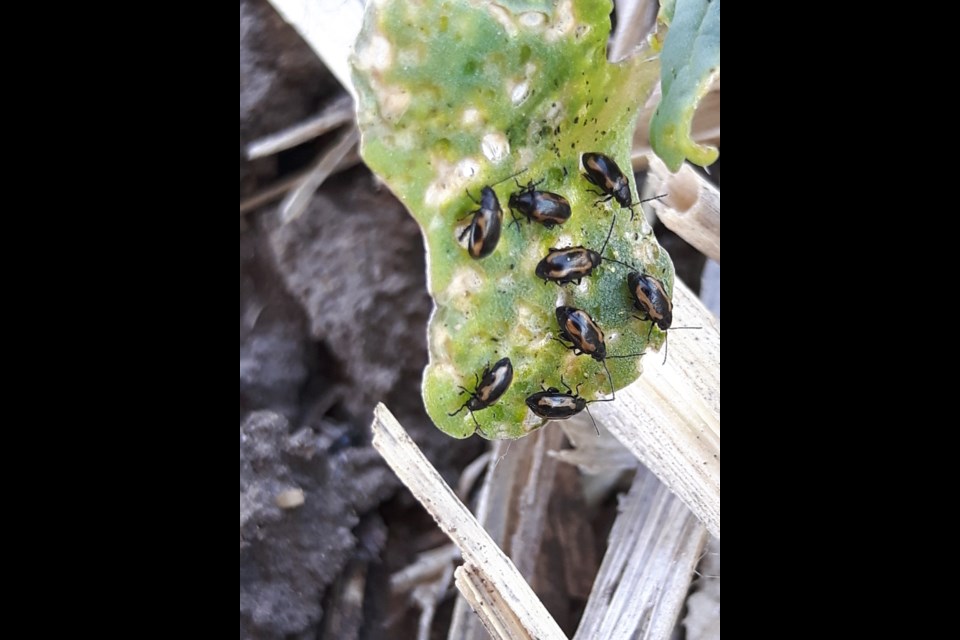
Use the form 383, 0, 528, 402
645, 155, 720, 261
413, 562, 455, 640
591, 279, 720, 538
509, 426, 564, 580
239, 146, 361, 216
246, 94, 355, 160
684, 537, 720, 640
371, 404, 567, 640
574, 467, 707, 640
448, 429, 565, 640
455, 563, 534, 640
390, 544, 461, 594
280, 125, 359, 224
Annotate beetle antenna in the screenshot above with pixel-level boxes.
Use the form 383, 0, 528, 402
628, 193, 668, 208
601, 359, 616, 400
491, 168, 528, 187
626, 193, 668, 220
659, 326, 701, 365
601, 256, 636, 270
606, 352, 644, 359
596, 218, 640, 270
584, 404, 600, 436
598, 215, 617, 256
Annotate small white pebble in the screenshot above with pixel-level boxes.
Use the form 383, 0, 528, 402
275, 488, 305, 509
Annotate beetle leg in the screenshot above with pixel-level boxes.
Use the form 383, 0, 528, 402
508, 207, 523, 232
457, 207, 479, 223
448, 401, 470, 417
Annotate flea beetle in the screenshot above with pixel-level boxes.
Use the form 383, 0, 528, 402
535, 216, 633, 285
627, 272, 672, 337
508, 178, 571, 230
553, 306, 619, 396
627, 272, 700, 363
448, 357, 514, 429
580, 152, 666, 219
525, 377, 612, 434
458, 186, 504, 259
457, 170, 527, 259
554, 306, 607, 361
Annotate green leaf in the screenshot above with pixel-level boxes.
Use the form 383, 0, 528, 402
650, 0, 720, 171
352, 0, 673, 439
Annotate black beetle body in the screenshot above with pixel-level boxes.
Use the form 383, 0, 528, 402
535, 247, 601, 284
581, 152, 632, 208
448, 357, 514, 428
459, 186, 503, 259
525, 386, 587, 420
626, 272, 698, 364
535, 216, 628, 285
526, 377, 611, 434
554, 305, 646, 395
508, 179, 571, 229
581, 152, 667, 219
555, 306, 606, 361
627, 272, 673, 332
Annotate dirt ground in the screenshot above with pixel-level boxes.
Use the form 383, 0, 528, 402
240, 1, 718, 637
